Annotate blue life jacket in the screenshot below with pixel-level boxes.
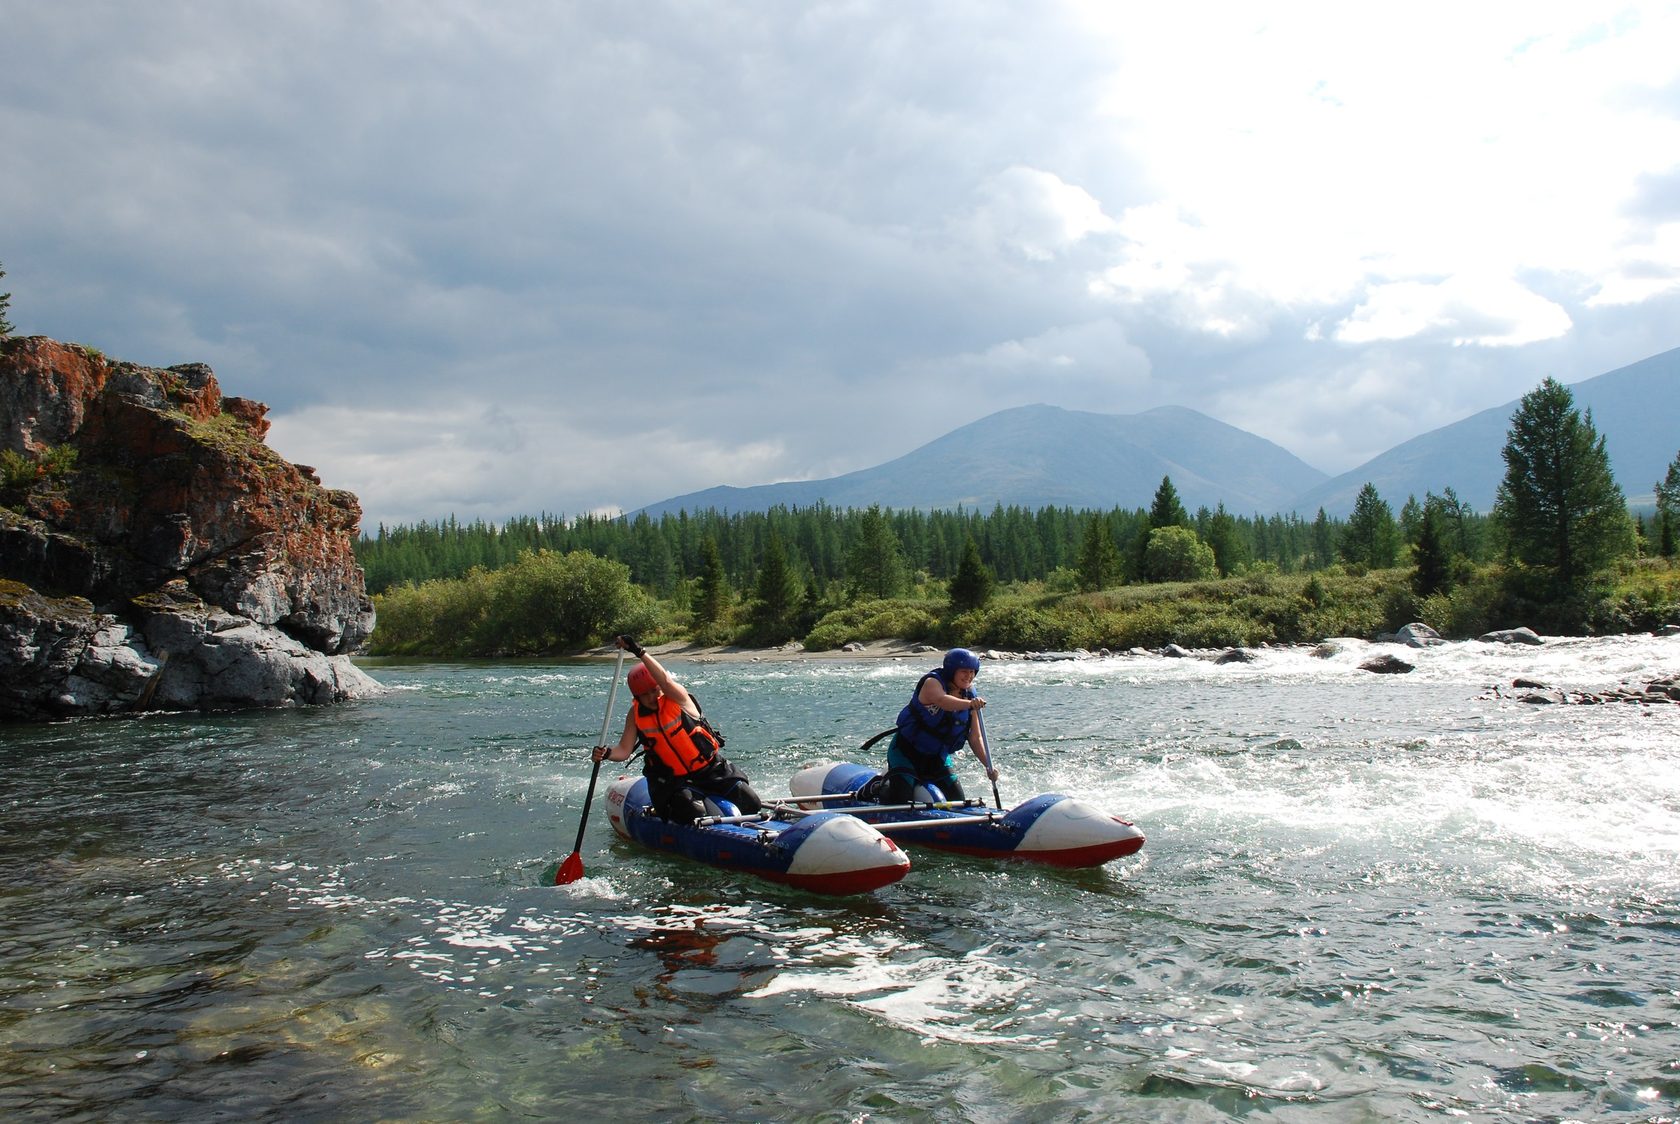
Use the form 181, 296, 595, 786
895, 668, 973, 759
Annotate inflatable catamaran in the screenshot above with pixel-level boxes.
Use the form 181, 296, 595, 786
786, 762, 1145, 868
604, 775, 911, 895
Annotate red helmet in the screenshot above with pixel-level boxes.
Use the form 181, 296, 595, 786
627, 664, 656, 695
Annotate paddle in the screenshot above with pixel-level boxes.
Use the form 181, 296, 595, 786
974, 706, 1004, 810
554, 648, 627, 885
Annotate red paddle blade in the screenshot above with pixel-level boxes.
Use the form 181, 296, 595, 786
554, 851, 584, 885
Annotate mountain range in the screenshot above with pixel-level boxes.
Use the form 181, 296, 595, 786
636, 346, 1680, 519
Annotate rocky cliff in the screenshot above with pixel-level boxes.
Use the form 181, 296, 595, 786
1, 336, 380, 719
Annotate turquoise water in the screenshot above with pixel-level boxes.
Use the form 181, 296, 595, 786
3, 636, 1678, 1121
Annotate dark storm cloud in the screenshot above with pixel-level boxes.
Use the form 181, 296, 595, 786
3, 2, 1676, 525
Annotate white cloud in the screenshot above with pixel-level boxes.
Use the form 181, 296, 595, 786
1068, 1, 1680, 319
970, 165, 1116, 261
1588, 222, 1680, 306
911, 318, 1153, 412
1334, 276, 1573, 347
268, 403, 793, 527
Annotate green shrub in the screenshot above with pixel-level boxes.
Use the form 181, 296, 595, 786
368, 549, 655, 657
965, 603, 1068, 651
804, 598, 939, 651
478, 549, 642, 654
1, 444, 78, 490
1102, 602, 1180, 649
371, 569, 496, 657
0, 449, 33, 489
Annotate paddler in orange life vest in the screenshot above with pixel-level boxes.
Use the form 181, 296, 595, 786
871, 647, 998, 804
592, 635, 763, 824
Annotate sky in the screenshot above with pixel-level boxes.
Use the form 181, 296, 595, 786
4, 1, 1679, 530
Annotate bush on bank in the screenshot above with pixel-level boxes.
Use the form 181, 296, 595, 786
367, 552, 1680, 658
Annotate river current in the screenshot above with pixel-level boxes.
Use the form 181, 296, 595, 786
3, 634, 1678, 1122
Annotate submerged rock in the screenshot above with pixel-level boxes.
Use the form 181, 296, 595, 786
1359, 654, 1415, 675
1, 336, 380, 719
1479, 627, 1544, 645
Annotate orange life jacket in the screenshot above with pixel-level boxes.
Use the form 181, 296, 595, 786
633, 695, 721, 778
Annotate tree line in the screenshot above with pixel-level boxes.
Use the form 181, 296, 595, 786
358, 493, 1500, 598
361, 378, 1680, 656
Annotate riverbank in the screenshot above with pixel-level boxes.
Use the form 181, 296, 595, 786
586, 638, 938, 663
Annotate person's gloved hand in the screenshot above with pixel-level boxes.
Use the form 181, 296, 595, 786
616, 634, 645, 657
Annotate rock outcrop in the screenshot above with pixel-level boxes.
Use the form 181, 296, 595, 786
1, 336, 379, 719
1483, 674, 1680, 706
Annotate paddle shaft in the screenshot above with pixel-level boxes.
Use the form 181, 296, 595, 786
974, 706, 1003, 810
556, 649, 626, 881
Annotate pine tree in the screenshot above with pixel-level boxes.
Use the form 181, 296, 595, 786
1655, 450, 1680, 559
747, 530, 803, 644
948, 536, 995, 614
1339, 483, 1399, 568
1204, 503, 1245, 576
0, 261, 13, 336
1411, 501, 1452, 597
845, 504, 906, 600
1399, 495, 1423, 545
1147, 476, 1189, 529
1493, 377, 1634, 589
692, 536, 729, 626
1311, 508, 1336, 570
1076, 514, 1122, 592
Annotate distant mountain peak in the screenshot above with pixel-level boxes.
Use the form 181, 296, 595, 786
634, 401, 1328, 518
1292, 345, 1680, 515
632, 346, 1678, 519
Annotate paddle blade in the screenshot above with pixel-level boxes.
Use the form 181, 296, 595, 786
554, 850, 584, 885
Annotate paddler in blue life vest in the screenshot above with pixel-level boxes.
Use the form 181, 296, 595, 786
592, 635, 763, 824
873, 647, 998, 804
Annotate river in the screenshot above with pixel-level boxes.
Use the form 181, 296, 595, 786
2, 634, 1678, 1122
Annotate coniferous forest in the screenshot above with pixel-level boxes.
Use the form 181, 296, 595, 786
358, 408, 1680, 659
355, 380, 1680, 658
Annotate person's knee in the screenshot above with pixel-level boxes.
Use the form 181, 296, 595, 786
731, 783, 762, 814
659, 788, 709, 823
882, 773, 915, 803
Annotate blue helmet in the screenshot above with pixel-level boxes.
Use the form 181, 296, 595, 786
942, 647, 981, 674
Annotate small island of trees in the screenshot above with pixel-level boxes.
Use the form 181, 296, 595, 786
359, 378, 1680, 658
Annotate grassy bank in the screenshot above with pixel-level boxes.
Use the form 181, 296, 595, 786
368, 555, 1680, 658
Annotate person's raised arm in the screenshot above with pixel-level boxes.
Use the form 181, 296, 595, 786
618, 634, 693, 711
918, 676, 984, 713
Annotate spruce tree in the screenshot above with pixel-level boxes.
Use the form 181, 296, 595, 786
1148, 476, 1189, 528
1411, 501, 1452, 597
1310, 508, 1336, 569
747, 530, 803, 644
845, 504, 906, 600
1076, 514, 1122, 592
1204, 503, 1245, 576
1339, 483, 1400, 568
692, 536, 729, 626
1493, 377, 1633, 590
0, 261, 13, 336
948, 537, 995, 614
1655, 450, 1680, 559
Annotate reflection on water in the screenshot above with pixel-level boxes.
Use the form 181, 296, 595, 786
1, 636, 1677, 1120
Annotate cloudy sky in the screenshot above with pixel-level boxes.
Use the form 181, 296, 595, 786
4, 1, 1679, 529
